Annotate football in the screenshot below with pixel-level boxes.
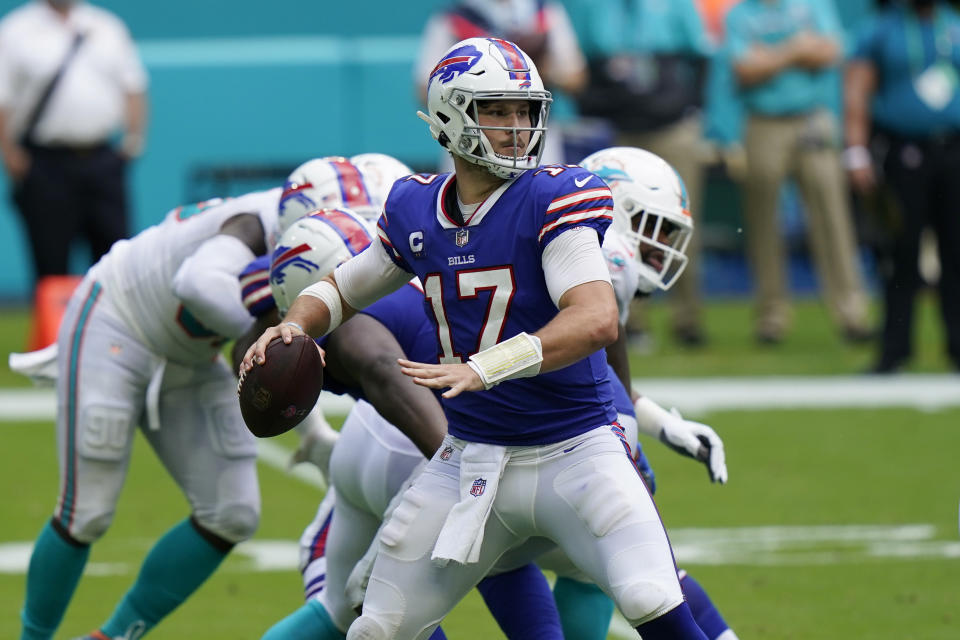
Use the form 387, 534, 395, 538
238, 335, 323, 438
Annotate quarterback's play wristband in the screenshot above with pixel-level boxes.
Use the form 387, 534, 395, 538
467, 332, 543, 390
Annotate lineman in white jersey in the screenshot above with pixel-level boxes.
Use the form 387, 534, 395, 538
11, 153, 403, 640
559, 146, 737, 640
582, 146, 727, 478
17, 188, 281, 640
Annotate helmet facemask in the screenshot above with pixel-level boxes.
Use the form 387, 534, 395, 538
446, 91, 550, 179
580, 146, 695, 294
622, 199, 692, 294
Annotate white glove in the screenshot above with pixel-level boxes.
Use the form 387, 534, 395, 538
633, 396, 728, 484
289, 407, 340, 481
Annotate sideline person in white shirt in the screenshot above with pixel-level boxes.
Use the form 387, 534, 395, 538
0, 0, 147, 280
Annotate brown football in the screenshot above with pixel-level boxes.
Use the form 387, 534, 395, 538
238, 335, 323, 437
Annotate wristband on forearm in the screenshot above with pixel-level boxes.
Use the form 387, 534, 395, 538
299, 280, 342, 336
633, 396, 672, 438
467, 332, 543, 390
842, 145, 871, 171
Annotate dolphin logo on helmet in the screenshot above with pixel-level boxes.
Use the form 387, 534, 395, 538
592, 166, 632, 185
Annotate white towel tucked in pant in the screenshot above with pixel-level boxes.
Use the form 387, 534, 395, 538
432, 442, 509, 567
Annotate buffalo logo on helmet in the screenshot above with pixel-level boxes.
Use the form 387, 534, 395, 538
279, 182, 319, 217
429, 43, 482, 86
270, 244, 320, 286
470, 477, 487, 497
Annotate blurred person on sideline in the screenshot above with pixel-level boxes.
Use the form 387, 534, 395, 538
0, 0, 147, 283
845, 0, 960, 373
725, 0, 873, 345
414, 0, 587, 167
563, 0, 714, 347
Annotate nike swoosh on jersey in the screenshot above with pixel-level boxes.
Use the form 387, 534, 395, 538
574, 176, 592, 188
563, 442, 583, 453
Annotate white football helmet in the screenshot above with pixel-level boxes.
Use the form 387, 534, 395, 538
418, 37, 552, 179
277, 157, 377, 234
349, 153, 412, 221
580, 146, 694, 293
270, 208, 373, 314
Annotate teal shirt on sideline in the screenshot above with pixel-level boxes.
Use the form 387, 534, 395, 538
562, 0, 712, 57
725, 0, 843, 115
851, 3, 960, 138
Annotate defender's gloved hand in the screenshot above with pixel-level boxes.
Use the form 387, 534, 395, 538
634, 396, 728, 484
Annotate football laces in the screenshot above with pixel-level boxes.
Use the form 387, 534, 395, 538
237, 369, 246, 396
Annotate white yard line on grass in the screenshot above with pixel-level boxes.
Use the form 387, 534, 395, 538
2, 373, 959, 423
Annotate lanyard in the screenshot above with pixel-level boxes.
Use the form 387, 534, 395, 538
904, 8, 953, 77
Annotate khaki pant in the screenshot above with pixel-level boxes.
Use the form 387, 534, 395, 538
617, 115, 707, 335
742, 111, 869, 337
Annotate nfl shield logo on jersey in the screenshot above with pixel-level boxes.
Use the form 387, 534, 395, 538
470, 477, 486, 497
440, 445, 453, 460
455, 228, 469, 247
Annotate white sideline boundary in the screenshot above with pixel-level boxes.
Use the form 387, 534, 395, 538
2, 373, 958, 422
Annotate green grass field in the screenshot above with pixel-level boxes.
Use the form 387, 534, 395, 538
2, 295, 958, 639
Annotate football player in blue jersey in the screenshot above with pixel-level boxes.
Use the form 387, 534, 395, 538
243, 37, 708, 639
241, 209, 563, 640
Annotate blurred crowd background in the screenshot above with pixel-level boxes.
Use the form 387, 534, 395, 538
1, 0, 958, 373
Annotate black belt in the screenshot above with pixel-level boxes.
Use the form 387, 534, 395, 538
874, 127, 960, 150
24, 141, 111, 156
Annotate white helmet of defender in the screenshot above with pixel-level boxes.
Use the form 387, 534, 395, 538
277, 157, 378, 234
418, 37, 552, 179
269, 208, 373, 315
349, 153, 413, 222
580, 146, 694, 294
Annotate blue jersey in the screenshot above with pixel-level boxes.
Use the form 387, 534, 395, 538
607, 363, 633, 416
606, 363, 656, 494
239, 255, 276, 318
376, 165, 617, 445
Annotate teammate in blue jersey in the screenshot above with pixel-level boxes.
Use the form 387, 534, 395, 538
244, 37, 708, 639
241, 210, 563, 640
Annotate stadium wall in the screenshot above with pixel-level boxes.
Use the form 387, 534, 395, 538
0, 0, 875, 300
